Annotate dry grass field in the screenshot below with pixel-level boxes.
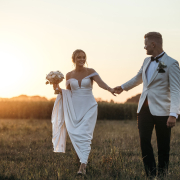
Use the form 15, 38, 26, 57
0, 119, 179, 180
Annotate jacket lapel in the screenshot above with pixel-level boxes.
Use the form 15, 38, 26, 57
143, 57, 151, 86
147, 53, 168, 87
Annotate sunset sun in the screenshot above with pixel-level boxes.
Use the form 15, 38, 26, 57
0, 49, 27, 94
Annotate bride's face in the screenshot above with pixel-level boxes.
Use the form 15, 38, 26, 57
75, 52, 86, 67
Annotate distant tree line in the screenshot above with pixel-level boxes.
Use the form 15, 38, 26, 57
125, 94, 141, 104
1, 94, 178, 120
0, 100, 138, 120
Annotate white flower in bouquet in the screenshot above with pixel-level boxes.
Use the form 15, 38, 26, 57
46, 71, 64, 94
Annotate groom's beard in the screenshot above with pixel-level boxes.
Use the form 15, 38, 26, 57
146, 49, 153, 55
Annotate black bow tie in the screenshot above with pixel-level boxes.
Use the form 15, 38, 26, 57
151, 52, 165, 63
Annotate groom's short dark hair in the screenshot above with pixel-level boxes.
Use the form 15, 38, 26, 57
144, 32, 162, 45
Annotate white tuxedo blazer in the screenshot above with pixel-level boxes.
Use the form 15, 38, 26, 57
122, 53, 180, 116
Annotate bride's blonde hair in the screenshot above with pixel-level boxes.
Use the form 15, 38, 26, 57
72, 49, 88, 67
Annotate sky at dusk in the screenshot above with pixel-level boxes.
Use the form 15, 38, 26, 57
0, 0, 180, 102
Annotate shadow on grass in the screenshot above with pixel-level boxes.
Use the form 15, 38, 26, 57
0, 175, 19, 180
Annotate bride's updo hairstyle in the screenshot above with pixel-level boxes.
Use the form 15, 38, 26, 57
72, 49, 88, 67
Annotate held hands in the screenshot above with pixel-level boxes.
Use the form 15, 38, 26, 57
108, 88, 117, 96
108, 86, 123, 96
167, 116, 176, 128
114, 86, 124, 94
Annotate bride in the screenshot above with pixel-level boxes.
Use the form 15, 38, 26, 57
52, 49, 116, 175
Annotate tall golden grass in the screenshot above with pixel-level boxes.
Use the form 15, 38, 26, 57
0, 101, 138, 120
0, 101, 54, 119
0, 119, 179, 179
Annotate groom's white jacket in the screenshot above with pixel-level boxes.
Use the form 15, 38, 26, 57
122, 53, 180, 116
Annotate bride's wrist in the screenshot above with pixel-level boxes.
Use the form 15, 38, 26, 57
58, 87, 62, 91
107, 86, 112, 92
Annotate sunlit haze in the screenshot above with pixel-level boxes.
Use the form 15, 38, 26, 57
0, 0, 180, 102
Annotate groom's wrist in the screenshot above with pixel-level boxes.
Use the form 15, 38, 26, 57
169, 112, 178, 119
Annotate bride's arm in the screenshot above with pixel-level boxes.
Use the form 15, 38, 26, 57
91, 70, 116, 96
66, 72, 71, 90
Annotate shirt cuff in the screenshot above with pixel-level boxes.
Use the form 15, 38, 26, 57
121, 85, 124, 90
169, 112, 178, 119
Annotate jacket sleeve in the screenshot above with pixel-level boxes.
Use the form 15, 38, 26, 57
169, 61, 180, 114
122, 64, 143, 91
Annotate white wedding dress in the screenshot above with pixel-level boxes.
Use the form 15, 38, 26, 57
51, 72, 98, 164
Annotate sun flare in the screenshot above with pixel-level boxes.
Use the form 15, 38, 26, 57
0, 50, 26, 94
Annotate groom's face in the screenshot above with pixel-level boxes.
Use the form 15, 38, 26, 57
144, 38, 154, 55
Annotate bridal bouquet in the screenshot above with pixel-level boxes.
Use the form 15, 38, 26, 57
46, 71, 64, 94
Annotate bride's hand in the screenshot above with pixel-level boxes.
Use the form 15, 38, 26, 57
53, 84, 61, 92
53, 84, 58, 90
53, 84, 62, 94
108, 87, 116, 96
114, 86, 123, 94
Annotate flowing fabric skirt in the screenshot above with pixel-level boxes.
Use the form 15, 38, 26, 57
52, 89, 98, 164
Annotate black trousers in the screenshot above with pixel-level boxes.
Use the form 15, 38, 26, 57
138, 98, 171, 177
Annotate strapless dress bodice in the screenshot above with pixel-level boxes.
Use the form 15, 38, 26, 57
66, 72, 99, 96
65, 72, 98, 121
68, 78, 93, 96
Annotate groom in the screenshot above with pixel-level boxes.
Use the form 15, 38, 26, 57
115, 32, 180, 178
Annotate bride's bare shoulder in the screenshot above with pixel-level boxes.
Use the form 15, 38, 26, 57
66, 70, 74, 80
86, 68, 96, 74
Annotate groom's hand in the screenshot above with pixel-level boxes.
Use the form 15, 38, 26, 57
167, 116, 176, 128
114, 86, 123, 94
